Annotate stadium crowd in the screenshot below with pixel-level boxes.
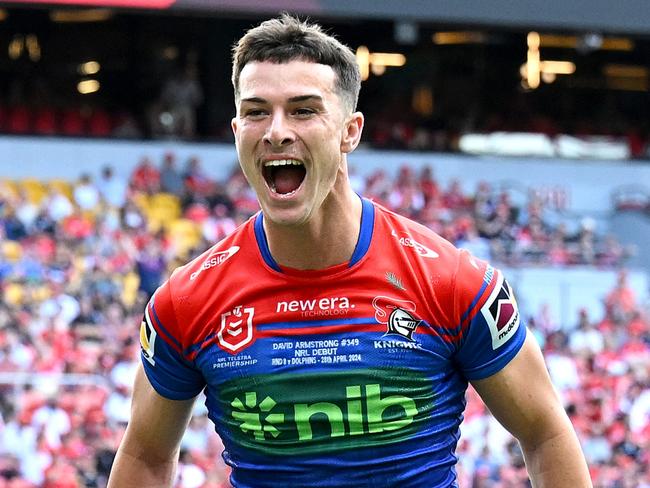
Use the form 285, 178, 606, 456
0, 153, 648, 487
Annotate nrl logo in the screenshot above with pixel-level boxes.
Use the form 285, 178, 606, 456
218, 305, 255, 354
372, 296, 422, 341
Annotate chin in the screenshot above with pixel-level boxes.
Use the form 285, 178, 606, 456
263, 205, 311, 227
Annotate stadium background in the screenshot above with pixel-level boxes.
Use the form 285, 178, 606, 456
0, 1, 648, 486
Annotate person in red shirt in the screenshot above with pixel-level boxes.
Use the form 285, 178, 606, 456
129, 157, 160, 194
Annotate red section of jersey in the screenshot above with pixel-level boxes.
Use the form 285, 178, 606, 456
148, 204, 497, 358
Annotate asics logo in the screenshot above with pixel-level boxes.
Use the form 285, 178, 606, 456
391, 230, 439, 258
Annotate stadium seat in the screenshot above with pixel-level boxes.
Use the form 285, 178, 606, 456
166, 218, 202, 256
48, 178, 74, 201
121, 271, 141, 308
0, 179, 21, 199
20, 178, 48, 204
146, 192, 182, 232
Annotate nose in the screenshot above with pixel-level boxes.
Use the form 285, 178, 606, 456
263, 110, 295, 148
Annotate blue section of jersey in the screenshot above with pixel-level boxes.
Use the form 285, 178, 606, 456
348, 196, 375, 267
254, 197, 375, 272
141, 341, 205, 400
457, 314, 526, 380
253, 213, 282, 272
256, 316, 375, 331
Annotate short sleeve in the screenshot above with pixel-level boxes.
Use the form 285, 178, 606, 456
139, 280, 206, 400
453, 253, 526, 380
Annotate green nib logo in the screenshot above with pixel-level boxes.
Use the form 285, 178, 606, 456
231, 392, 285, 441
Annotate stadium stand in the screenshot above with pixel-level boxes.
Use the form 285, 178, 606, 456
0, 152, 648, 486
0, 2, 649, 487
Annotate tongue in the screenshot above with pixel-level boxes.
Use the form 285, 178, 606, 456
273, 166, 304, 194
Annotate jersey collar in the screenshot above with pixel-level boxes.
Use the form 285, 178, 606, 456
254, 195, 375, 273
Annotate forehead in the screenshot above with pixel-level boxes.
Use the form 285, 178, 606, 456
238, 60, 337, 101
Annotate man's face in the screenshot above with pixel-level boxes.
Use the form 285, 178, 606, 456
232, 60, 360, 227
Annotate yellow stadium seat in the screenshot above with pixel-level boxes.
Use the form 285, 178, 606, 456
132, 192, 150, 213
121, 271, 141, 308
2, 240, 23, 262
48, 179, 74, 201
20, 178, 48, 204
0, 180, 20, 200
166, 218, 202, 257
146, 192, 182, 232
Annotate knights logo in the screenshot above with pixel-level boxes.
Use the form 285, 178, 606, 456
372, 296, 422, 341
217, 306, 255, 354
481, 273, 520, 350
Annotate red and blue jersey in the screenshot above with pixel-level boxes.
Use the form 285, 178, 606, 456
140, 198, 526, 488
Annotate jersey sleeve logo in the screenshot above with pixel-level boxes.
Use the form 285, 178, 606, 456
218, 306, 256, 354
391, 230, 439, 259
480, 273, 520, 350
140, 308, 157, 366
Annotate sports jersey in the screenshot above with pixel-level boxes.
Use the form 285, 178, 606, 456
140, 197, 526, 488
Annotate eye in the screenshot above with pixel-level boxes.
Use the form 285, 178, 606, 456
243, 108, 268, 119
293, 107, 316, 118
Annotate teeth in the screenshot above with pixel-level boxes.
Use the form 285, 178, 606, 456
264, 159, 302, 167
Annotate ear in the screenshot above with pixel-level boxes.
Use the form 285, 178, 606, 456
340, 112, 364, 154
231, 116, 239, 137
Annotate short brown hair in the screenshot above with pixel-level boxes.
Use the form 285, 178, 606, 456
232, 14, 361, 113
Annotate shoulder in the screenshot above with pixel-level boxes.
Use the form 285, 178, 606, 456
150, 217, 256, 340
167, 216, 255, 292
371, 200, 465, 270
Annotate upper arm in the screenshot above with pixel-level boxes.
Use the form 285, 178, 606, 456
120, 363, 197, 462
471, 330, 573, 447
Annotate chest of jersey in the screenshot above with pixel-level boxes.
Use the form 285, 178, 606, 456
184, 263, 463, 457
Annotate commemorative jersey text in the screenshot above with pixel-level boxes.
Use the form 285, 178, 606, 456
140, 199, 525, 488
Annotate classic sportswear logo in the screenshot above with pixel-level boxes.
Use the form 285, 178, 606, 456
391, 230, 439, 258
481, 271, 520, 349
190, 246, 240, 280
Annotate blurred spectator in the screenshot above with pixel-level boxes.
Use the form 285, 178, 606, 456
135, 238, 166, 300
158, 62, 204, 139
568, 309, 604, 357
130, 156, 160, 194
112, 110, 143, 139
176, 449, 207, 488
31, 396, 72, 450
97, 165, 129, 209
183, 156, 214, 197
73, 173, 101, 212
605, 269, 637, 323
160, 152, 185, 195
44, 188, 73, 223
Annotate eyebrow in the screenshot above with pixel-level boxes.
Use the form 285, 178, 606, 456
240, 94, 324, 104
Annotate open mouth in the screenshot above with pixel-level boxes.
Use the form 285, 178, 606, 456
263, 159, 306, 195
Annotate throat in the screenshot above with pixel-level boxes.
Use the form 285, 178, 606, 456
262, 194, 364, 270
268, 165, 306, 194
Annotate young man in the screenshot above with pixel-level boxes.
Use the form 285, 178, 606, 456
108, 15, 592, 488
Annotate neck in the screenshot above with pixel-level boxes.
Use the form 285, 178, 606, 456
263, 183, 362, 271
